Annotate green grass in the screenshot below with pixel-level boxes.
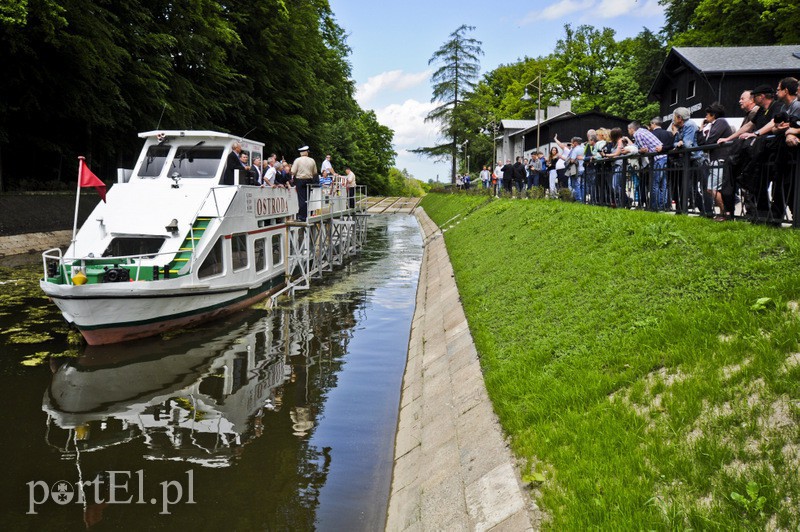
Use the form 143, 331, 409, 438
420, 193, 800, 529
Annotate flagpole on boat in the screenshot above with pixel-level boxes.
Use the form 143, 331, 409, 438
72, 157, 84, 255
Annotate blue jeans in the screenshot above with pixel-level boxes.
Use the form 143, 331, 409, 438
650, 157, 667, 210
612, 165, 624, 207
572, 172, 585, 203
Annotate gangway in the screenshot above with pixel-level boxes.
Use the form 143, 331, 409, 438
270, 184, 369, 306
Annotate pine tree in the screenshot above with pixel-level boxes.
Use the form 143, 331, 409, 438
415, 24, 483, 184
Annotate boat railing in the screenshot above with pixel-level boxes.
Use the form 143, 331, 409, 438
183, 187, 226, 275
306, 182, 368, 217
42, 248, 194, 285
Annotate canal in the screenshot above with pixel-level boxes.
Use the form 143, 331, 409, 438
0, 214, 422, 531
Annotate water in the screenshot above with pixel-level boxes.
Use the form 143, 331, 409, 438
0, 214, 422, 531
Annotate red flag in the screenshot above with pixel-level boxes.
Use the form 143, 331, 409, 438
78, 156, 107, 202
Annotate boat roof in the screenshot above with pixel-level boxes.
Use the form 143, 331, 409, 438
138, 130, 264, 147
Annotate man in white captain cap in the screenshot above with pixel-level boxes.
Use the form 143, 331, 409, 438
291, 145, 317, 221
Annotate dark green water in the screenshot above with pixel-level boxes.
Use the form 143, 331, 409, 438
0, 215, 422, 531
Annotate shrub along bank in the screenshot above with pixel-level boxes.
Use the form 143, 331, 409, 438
420, 193, 800, 529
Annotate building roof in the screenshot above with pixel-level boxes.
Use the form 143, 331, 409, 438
673, 45, 800, 73
508, 110, 630, 138
648, 45, 800, 99
500, 120, 538, 131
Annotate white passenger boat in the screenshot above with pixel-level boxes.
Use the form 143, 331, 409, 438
40, 131, 301, 345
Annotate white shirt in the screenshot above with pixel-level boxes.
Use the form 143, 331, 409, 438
263, 165, 276, 185
321, 159, 333, 174
494, 165, 503, 179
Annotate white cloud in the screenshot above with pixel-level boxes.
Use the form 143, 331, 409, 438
524, 0, 663, 23
373, 99, 439, 149
525, 0, 595, 23
595, 0, 664, 19
356, 69, 432, 106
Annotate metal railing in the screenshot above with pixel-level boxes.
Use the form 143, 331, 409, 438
480, 139, 800, 227
305, 183, 367, 218
42, 248, 192, 285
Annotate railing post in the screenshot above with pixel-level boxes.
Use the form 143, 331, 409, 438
792, 150, 800, 228
681, 150, 691, 214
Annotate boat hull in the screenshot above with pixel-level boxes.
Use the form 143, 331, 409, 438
41, 277, 285, 345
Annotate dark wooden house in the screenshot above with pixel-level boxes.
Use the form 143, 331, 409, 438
511, 111, 631, 155
648, 45, 800, 125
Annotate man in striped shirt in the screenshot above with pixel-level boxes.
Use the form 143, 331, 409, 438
628, 121, 665, 211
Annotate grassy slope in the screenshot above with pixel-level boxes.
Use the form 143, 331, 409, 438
420, 193, 800, 530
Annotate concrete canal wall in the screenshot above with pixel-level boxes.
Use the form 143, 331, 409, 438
385, 209, 538, 531
0, 193, 94, 257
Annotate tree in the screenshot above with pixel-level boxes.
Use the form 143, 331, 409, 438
548, 24, 620, 113
0, 0, 396, 195
601, 29, 665, 122
415, 24, 483, 184
661, 0, 800, 46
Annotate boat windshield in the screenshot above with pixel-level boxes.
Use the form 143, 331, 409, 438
102, 237, 166, 258
170, 146, 225, 179
138, 145, 170, 177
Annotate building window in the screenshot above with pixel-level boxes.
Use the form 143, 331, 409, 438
255, 238, 266, 272
272, 234, 283, 268
670, 88, 678, 106
198, 238, 224, 279
687, 79, 696, 99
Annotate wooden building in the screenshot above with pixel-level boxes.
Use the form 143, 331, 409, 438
648, 45, 800, 125
510, 111, 631, 156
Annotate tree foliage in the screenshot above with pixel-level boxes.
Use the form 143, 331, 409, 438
416, 24, 483, 184
0, 0, 395, 194
548, 24, 621, 113
661, 0, 800, 45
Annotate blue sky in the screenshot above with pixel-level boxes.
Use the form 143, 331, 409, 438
327, 0, 667, 182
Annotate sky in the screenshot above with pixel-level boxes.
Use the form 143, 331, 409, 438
327, 0, 667, 183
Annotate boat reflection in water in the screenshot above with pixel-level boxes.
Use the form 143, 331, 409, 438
43, 298, 360, 465
39, 293, 365, 528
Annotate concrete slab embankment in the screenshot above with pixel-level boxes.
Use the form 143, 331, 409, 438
385, 208, 537, 531
0, 230, 72, 259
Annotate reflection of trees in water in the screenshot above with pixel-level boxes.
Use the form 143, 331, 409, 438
40, 288, 370, 529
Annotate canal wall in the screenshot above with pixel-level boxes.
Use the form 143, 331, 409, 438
385, 209, 538, 531
0, 193, 98, 257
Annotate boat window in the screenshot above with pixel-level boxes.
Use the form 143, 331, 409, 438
231, 233, 248, 271
272, 234, 283, 268
198, 238, 224, 279
102, 237, 165, 258
170, 146, 225, 179
255, 238, 267, 272
138, 145, 171, 177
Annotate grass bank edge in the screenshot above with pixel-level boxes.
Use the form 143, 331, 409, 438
419, 193, 800, 529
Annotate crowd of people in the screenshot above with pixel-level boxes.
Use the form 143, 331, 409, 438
223, 145, 357, 221
466, 77, 800, 224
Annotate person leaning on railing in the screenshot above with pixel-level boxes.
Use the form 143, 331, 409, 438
671, 107, 710, 215
697, 103, 733, 221
716, 90, 759, 219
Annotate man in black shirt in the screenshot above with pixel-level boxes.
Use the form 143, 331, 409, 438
738, 85, 779, 220
512, 156, 526, 198
501, 159, 513, 195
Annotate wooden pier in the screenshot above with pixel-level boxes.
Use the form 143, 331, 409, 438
366, 196, 422, 214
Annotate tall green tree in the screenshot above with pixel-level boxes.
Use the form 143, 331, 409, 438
0, 0, 396, 196
547, 24, 620, 113
415, 24, 483, 184
661, 0, 800, 45
601, 29, 664, 123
